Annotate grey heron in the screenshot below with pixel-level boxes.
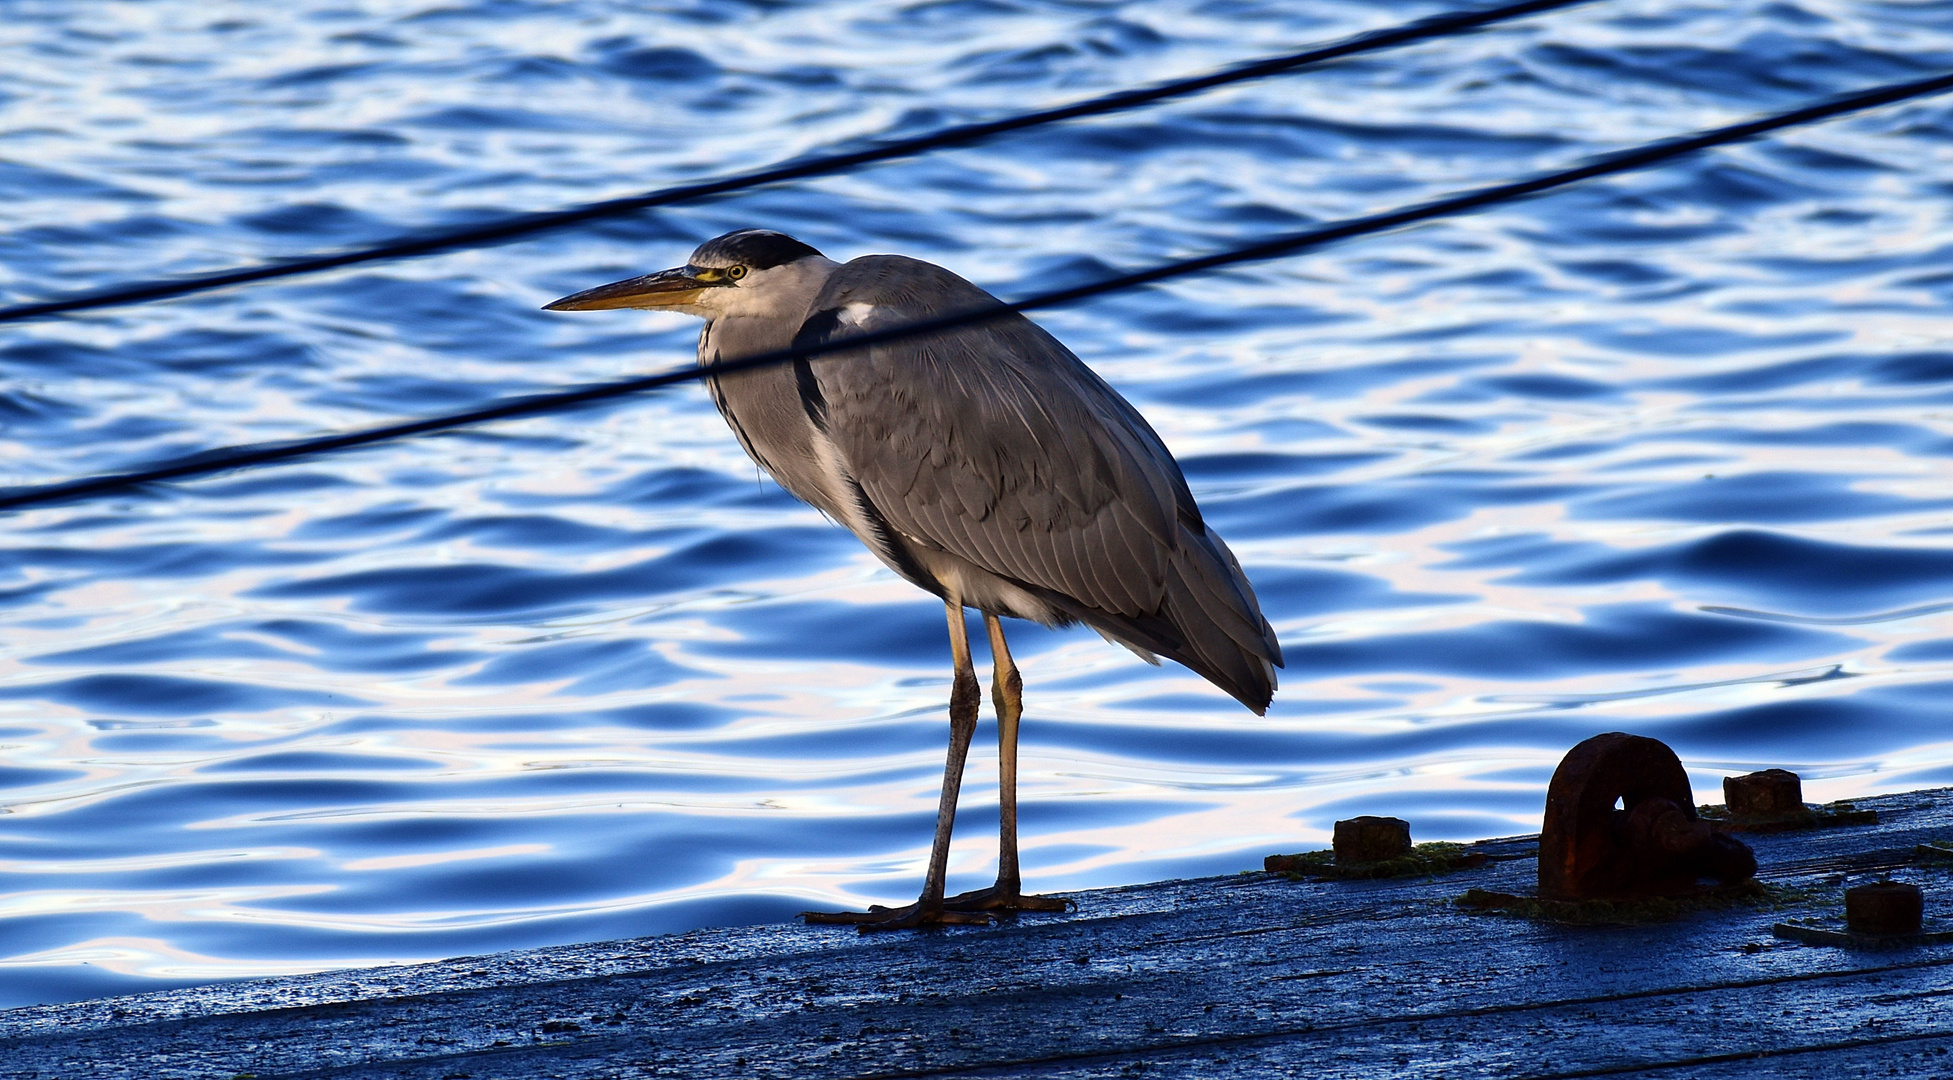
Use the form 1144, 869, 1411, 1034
546, 230, 1282, 930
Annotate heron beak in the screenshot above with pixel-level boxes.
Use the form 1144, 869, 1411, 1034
543, 267, 708, 310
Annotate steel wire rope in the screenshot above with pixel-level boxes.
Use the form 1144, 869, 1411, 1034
0, 0, 1598, 325
1, 68, 1949, 514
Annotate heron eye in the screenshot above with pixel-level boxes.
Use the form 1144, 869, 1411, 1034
727, 265, 747, 281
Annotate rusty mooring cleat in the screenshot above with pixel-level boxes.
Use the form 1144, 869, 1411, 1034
1724, 769, 1803, 817
1846, 881, 1924, 936
1539, 732, 1757, 900
1334, 816, 1413, 864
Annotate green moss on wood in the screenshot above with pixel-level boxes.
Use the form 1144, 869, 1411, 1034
1696, 800, 1877, 833
1264, 841, 1487, 881
1454, 880, 1791, 925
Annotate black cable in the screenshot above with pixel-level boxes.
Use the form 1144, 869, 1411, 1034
1, 68, 1948, 514
0, 0, 1597, 325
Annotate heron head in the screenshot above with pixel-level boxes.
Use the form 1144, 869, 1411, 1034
544, 229, 834, 319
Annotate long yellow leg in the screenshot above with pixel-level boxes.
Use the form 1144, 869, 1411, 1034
802, 597, 989, 930
919, 598, 982, 908
987, 612, 1024, 893
941, 613, 1069, 915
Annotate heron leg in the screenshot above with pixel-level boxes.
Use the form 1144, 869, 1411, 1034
943, 613, 1071, 915
802, 599, 991, 931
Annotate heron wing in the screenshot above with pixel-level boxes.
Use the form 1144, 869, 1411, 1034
794, 255, 1280, 709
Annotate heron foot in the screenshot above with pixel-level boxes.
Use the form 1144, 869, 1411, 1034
800, 902, 993, 933
943, 884, 1075, 914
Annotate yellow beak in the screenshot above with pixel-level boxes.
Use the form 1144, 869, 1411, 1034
543, 267, 710, 310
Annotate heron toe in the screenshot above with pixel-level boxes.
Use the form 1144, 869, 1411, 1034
942, 884, 1074, 914
800, 902, 993, 933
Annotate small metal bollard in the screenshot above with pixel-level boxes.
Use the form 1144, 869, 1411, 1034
1846, 881, 1924, 936
1724, 769, 1803, 817
1334, 816, 1412, 864
1774, 878, 1944, 947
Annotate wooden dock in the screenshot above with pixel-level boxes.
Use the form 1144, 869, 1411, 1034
5, 785, 1952, 1079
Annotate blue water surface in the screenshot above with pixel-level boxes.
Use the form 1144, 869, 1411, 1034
1, 0, 1951, 1010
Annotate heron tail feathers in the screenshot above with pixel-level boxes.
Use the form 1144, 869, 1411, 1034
1055, 525, 1281, 715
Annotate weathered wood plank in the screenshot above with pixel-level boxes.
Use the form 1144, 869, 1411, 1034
4, 786, 1950, 1080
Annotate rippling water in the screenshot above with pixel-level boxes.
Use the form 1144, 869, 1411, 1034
1, 0, 1952, 1010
